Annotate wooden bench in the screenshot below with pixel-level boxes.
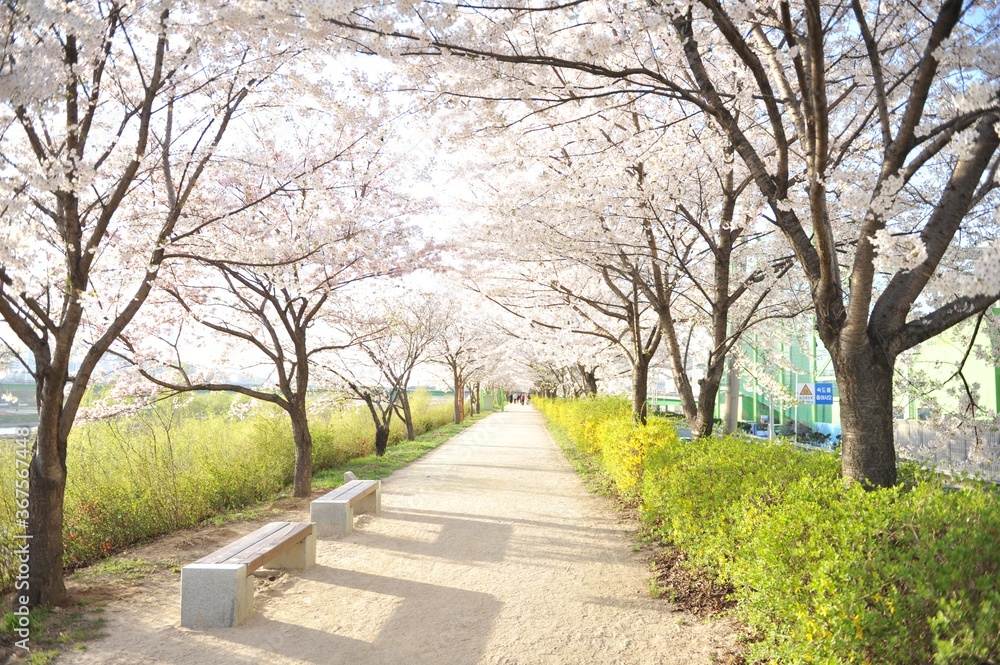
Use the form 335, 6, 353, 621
310, 478, 381, 538
180, 521, 315, 628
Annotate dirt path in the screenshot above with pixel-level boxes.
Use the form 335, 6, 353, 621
60, 405, 740, 665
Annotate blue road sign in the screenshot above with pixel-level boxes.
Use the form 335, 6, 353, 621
815, 383, 834, 405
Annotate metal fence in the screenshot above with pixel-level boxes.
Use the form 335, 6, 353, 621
894, 419, 1000, 483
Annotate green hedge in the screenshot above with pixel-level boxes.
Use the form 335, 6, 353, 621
536, 397, 1000, 665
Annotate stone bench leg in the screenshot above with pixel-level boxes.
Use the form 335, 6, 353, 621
356, 483, 381, 517
311, 500, 353, 538
310, 481, 381, 538
264, 532, 316, 570
180, 563, 253, 628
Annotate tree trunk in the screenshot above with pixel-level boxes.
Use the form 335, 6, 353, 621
834, 344, 898, 488
656, 291, 732, 438
632, 354, 650, 425
693, 362, 725, 438
374, 424, 390, 456
26, 425, 68, 607
658, 305, 699, 426
288, 405, 313, 497
579, 364, 598, 396
25, 355, 72, 608
724, 354, 740, 434
399, 390, 415, 441
453, 371, 464, 424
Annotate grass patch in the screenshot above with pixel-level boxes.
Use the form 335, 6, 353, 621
73, 558, 156, 586
27, 650, 60, 665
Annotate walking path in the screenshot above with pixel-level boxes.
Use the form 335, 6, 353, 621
63, 405, 739, 665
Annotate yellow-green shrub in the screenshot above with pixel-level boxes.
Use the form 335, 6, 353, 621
60, 406, 295, 566
536, 396, 630, 458
538, 397, 1000, 664
596, 416, 677, 498
536, 396, 675, 499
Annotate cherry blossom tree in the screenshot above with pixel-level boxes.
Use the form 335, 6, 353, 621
326, 351, 401, 457
0, 0, 322, 606
514, 335, 607, 399
118, 112, 435, 493
327, 291, 503, 449
332, 290, 447, 445
429, 293, 508, 424
523, 354, 603, 398
553, 268, 662, 422
461, 323, 511, 415
312, 0, 1000, 487
620, 139, 805, 438
453, 326, 541, 399
465, 277, 614, 398
477, 250, 662, 423
463, 103, 804, 430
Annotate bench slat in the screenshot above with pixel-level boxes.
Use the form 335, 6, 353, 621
316, 480, 378, 503
196, 522, 289, 565
196, 522, 313, 573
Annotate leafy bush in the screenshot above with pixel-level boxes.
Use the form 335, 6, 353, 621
536, 396, 675, 500
538, 397, 1000, 665
60, 402, 295, 566
537, 396, 630, 457
597, 416, 677, 499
